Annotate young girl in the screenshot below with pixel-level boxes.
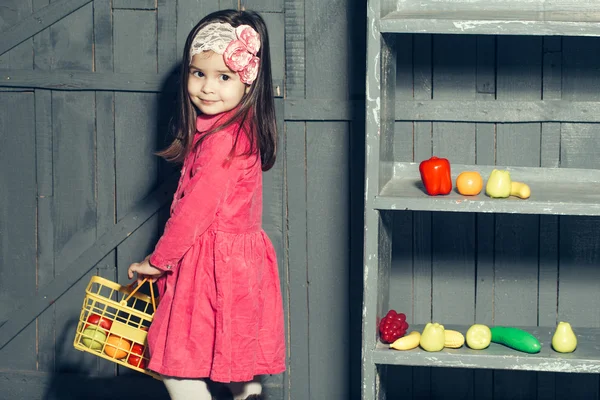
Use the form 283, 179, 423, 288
127, 9, 285, 400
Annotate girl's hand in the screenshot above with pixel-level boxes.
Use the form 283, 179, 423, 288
128, 257, 165, 284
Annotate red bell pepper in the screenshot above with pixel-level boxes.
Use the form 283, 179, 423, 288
419, 156, 452, 196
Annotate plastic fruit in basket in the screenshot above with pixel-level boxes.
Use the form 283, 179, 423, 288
127, 343, 147, 369
84, 313, 113, 331
104, 334, 132, 359
81, 327, 107, 350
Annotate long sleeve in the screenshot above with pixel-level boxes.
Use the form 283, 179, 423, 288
150, 131, 241, 272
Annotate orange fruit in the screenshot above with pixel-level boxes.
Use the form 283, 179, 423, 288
103, 335, 131, 359
456, 171, 483, 196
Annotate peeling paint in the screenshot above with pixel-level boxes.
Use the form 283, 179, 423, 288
511, 361, 600, 373
453, 20, 535, 32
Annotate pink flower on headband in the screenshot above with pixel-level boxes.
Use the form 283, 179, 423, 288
224, 24, 261, 84
238, 56, 260, 85
236, 25, 260, 55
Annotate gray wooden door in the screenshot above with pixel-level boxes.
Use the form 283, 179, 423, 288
0, 0, 363, 399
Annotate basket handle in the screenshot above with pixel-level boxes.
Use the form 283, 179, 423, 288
122, 278, 157, 313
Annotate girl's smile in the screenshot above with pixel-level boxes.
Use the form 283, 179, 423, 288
188, 51, 248, 115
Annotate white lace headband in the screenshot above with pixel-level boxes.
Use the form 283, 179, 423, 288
190, 22, 261, 84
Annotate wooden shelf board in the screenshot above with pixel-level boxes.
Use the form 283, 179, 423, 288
374, 163, 600, 216
372, 325, 600, 374
381, 6, 600, 37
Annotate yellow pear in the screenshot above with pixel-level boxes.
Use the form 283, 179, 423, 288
552, 321, 577, 353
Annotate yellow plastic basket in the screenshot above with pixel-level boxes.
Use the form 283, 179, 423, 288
73, 275, 161, 379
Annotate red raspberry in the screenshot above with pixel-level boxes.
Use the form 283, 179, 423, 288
379, 310, 409, 343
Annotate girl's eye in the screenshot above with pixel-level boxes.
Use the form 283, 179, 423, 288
192, 71, 203, 77
220, 74, 230, 81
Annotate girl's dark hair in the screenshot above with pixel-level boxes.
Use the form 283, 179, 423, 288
157, 9, 277, 171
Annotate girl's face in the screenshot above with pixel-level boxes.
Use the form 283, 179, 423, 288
188, 51, 248, 115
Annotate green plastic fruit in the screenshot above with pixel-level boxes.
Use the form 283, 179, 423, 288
552, 321, 577, 353
490, 326, 541, 354
466, 324, 492, 350
420, 322, 445, 352
81, 326, 107, 350
485, 169, 511, 198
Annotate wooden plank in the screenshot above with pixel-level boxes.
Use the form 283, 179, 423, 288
363, 3, 394, 399
538, 35, 562, 400
261, 12, 285, 97
472, 35, 496, 400
2, 88, 600, 122
376, 163, 600, 216
388, 211, 413, 336
261, 99, 286, 398
0, 70, 165, 92
306, 122, 349, 399
555, 374, 600, 400
284, 0, 305, 99
0, 0, 33, 80
0, 0, 92, 57
0, 175, 177, 350
286, 99, 600, 122
112, 12, 160, 361
380, 1, 600, 37
114, 10, 158, 219
561, 38, 600, 170
393, 35, 413, 163
306, 1, 348, 100
0, 370, 169, 399
389, 212, 413, 317
113, 0, 156, 9
31, 0, 55, 375
94, 0, 117, 377
34, 88, 55, 373
494, 35, 542, 399
242, 0, 283, 12
431, 212, 476, 319
411, 32, 433, 400
285, 122, 310, 400
372, 324, 600, 374
157, 0, 177, 75
0, 92, 37, 370
304, 0, 352, 397
156, 0, 179, 186
40, 3, 96, 370
430, 33, 477, 400
475, 35, 496, 166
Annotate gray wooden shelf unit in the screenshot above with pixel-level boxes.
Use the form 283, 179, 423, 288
362, 1, 600, 399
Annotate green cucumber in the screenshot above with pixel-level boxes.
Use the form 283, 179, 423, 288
490, 326, 541, 354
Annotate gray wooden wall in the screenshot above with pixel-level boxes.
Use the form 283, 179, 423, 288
0, 0, 364, 399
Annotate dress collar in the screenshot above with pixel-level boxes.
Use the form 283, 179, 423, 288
196, 108, 240, 133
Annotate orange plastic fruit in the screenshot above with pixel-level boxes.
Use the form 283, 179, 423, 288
456, 171, 483, 196
103, 335, 132, 359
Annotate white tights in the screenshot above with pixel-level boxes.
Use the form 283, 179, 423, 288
162, 376, 262, 400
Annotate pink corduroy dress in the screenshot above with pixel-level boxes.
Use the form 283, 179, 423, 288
146, 110, 286, 383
